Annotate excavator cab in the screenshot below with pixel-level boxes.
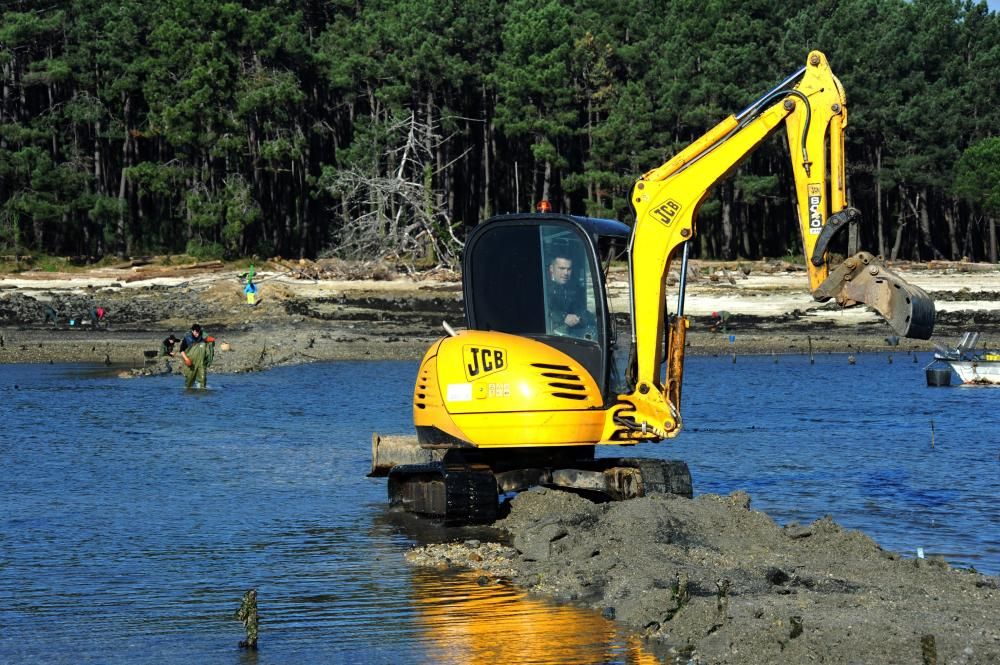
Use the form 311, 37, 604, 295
462, 213, 629, 403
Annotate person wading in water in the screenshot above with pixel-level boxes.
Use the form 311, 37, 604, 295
179, 323, 215, 389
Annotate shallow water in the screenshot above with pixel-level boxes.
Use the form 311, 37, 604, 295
1, 353, 997, 663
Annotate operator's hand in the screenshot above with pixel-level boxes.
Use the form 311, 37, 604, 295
564, 313, 580, 327
183, 355, 192, 367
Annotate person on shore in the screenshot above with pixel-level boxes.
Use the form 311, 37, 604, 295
244, 281, 259, 306
180, 323, 214, 389
161, 334, 180, 357
710, 310, 731, 333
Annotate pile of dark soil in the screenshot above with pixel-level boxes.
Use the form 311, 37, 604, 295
406, 488, 1000, 665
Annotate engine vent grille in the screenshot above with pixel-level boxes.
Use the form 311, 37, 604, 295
532, 363, 587, 401
414, 368, 432, 410
532, 363, 573, 371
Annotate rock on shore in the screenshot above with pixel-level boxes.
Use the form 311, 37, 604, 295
406, 487, 999, 664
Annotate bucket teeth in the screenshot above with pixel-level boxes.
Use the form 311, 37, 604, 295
813, 252, 935, 340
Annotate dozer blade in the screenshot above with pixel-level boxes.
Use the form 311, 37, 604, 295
813, 251, 935, 339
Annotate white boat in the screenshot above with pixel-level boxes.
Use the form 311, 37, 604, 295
933, 332, 1000, 385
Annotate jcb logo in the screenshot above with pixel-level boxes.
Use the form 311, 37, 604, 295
807, 184, 823, 235
651, 199, 682, 226
464, 345, 506, 380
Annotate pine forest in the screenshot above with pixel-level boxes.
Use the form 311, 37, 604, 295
1, 0, 999, 269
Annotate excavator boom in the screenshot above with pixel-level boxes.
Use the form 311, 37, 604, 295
611, 50, 935, 443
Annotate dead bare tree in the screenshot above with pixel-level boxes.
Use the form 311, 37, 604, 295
323, 111, 465, 271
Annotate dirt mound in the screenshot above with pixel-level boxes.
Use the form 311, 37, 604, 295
406, 488, 1000, 664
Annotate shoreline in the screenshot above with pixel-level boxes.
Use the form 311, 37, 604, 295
0, 325, 936, 370
2, 259, 998, 372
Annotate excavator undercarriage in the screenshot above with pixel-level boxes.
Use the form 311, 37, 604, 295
373, 434, 692, 523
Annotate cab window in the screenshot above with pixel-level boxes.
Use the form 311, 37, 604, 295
467, 222, 600, 346
541, 229, 597, 341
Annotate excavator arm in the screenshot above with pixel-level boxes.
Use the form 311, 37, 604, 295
606, 51, 935, 443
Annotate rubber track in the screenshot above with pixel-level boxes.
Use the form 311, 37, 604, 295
388, 462, 498, 523
612, 457, 693, 498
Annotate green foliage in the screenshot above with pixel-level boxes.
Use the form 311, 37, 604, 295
220, 177, 261, 254
736, 174, 780, 205
33, 255, 72, 273
0, 10, 65, 47
88, 196, 123, 225
0, 0, 997, 263
126, 162, 190, 198
954, 137, 1000, 215
185, 238, 225, 260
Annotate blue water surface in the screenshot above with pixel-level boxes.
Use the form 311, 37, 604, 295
1, 361, 652, 664
1, 353, 997, 663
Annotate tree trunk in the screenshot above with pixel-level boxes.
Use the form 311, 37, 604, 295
116, 96, 132, 259
541, 159, 552, 208
2, 61, 12, 125
890, 219, 906, 262
900, 186, 920, 260
94, 119, 103, 195
719, 183, 734, 260
875, 147, 886, 257
961, 213, 976, 262
482, 91, 492, 220
990, 218, 998, 264
845, 173, 857, 256
916, 188, 942, 260
945, 197, 960, 260
736, 182, 751, 258
514, 159, 521, 210
297, 152, 309, 259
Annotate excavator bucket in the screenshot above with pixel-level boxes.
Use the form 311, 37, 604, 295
812, 252, 935, 339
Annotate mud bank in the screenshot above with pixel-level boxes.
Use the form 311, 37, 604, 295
0, 264, 458, 371
3, 260, 1000, 370
406, 488, 1000, 665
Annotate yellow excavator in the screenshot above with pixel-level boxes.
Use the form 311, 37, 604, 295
371, 51, 935, 523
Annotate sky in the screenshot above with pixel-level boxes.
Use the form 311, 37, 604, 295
990, 0, 1000, 12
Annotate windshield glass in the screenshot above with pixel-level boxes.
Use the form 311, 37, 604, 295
540, 226, 597, 342
467, 221, 600, 345
602, 242, 632, 395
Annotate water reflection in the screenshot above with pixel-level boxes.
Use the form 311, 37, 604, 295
378, 509, 662, 664
410, 568, 660, 665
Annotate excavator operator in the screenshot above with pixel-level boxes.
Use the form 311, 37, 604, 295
545, 245, 595, 340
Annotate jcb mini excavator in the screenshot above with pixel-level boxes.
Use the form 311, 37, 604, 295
370, 51, 936, 523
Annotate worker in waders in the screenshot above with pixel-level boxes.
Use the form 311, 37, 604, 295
179, 323, 215, 389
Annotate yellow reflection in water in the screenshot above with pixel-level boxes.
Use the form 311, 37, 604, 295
410, 567, 661, 664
